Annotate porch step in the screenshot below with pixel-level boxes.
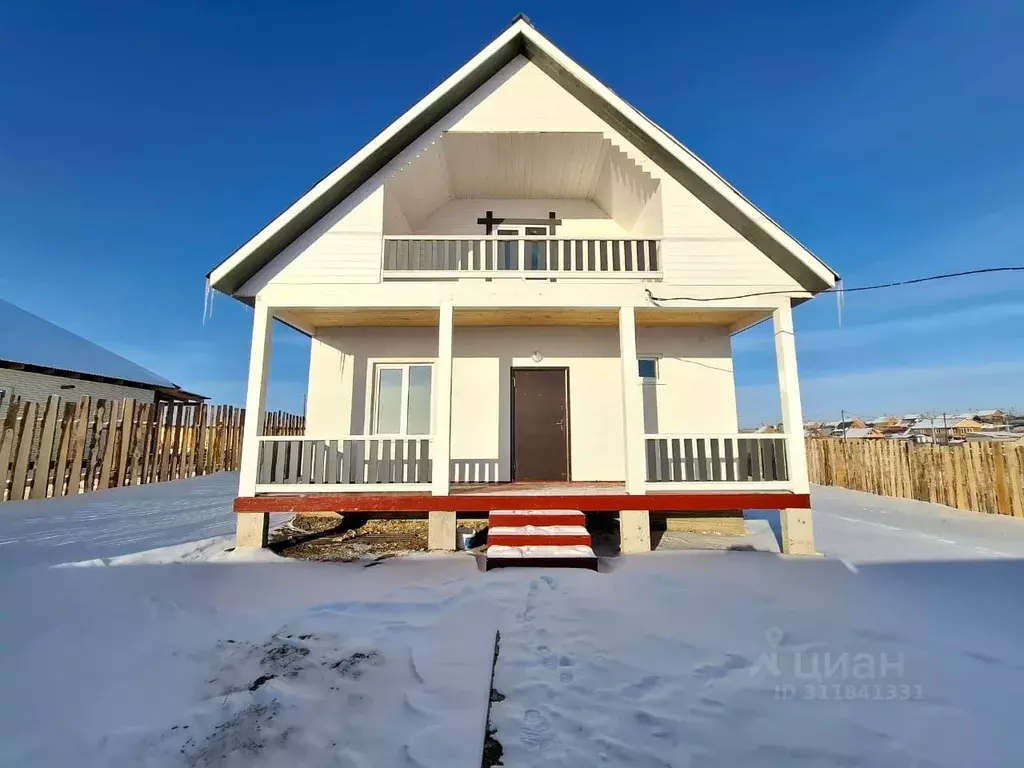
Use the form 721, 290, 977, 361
488, 525, 591, 547
485, 544, 598, 570
485, 510, 596, 570
488, 509, 586, 528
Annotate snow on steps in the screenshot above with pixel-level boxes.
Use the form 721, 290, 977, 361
485, 510, 597, 570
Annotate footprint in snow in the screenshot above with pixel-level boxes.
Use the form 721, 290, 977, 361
519, 708, 554, 752
537, 645, 559, 670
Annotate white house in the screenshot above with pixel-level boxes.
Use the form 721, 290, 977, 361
208, 18, 837, 561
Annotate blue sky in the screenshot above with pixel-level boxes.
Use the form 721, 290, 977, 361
1, 0, 1022, 425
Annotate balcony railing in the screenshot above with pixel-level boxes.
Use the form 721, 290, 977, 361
256, 435, 432, 490
382, 236, 660, 278
644, 434, 789, 484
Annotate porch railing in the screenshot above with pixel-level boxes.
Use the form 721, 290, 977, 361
382, 236, 660, 278
644, 434, 789, 483
256, 436, 432, 488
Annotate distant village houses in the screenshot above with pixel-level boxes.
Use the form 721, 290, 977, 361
802, 410, 1020, 444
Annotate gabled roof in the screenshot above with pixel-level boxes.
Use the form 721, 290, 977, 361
208, 16, 838, 297
0, 299, 177, 389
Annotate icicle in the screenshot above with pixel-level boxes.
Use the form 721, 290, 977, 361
835, 278, 845, 328
202, 277, 214, 324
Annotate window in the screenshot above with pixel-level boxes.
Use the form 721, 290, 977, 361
524, 226, 549, 270
638, 358, 659, 432
496, 228, 519, 270
372, 364, 433, 435
638, 358, 658, 380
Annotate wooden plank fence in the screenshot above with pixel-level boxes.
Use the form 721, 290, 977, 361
0, 396, 304, 502
807, 438, 1024, 518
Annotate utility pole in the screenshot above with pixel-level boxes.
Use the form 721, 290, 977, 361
841, 409, 848, 440
942, 412, 948, 446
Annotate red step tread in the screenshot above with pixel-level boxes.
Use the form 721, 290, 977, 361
488, 512, 584, 527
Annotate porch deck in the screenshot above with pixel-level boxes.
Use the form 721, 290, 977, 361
233, 481, 810, 515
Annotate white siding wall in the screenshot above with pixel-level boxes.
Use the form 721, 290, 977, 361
659, 182, 800, 289
417, 199, 625, 237
635, 327, 738, 434
449, 57, 610, 134
305, 325, 737, 482
239, 186, 385, 295
0, 367, 155, 419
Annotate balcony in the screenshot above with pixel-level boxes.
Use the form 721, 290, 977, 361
382, 236, 660, 279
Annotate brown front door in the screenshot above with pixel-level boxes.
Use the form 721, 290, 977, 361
511, 367, 570, 481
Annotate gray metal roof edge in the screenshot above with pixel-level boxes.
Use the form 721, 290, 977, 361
0, 298, 180, 389
0, 358, 170, 391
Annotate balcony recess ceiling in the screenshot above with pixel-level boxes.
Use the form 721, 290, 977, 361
387, 132, 657, 230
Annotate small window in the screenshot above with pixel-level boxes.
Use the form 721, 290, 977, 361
638, 358, 658, 380
372, 364, 433, 435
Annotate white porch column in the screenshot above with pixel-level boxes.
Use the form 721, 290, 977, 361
429, 302, 455, 550
773, 300, 815, 555
618, 305, 650, 553
236, 297, 273, 549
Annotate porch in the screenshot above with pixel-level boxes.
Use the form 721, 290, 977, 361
236, 300, 813, 554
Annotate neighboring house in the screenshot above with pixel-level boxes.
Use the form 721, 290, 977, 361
899, 414, 921, 427
803, 421, 825, 438
865, 415, 899, 428
208, 18, 838, 557
907, 417, 983, 441
0, 299, 202, 418
840, 427, 885, 440
829, 418, 866, 435
834, 418, 866, 430
958, 410, 1006, 425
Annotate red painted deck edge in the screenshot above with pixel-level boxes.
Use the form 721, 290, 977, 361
488, 534, 593, 547
234, 492, 811, 514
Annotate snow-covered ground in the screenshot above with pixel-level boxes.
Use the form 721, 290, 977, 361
2, 475, 1024, 766
813, 484, 1024, 562
0, 472, 287, 568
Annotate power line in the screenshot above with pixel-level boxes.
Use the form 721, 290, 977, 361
645, 266, 1024, 303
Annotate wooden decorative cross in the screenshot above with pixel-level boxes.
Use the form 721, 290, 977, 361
477, 210, 562, 235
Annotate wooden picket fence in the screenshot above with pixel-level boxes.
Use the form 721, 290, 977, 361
0, 395, 304, 503
807, 438, 1024, 518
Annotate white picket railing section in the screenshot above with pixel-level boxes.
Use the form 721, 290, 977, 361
644, 434, 789, 483
256, 435, 432, 489
382, 236, 660, 278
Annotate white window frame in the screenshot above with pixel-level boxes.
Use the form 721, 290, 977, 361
367, 361, 434, 436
